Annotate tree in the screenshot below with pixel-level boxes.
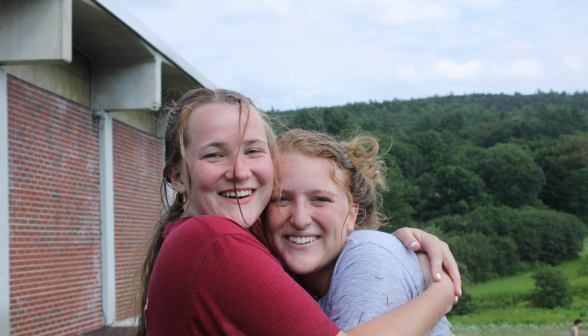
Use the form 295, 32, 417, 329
411, 130, 447, 172
474, 143, 545, 208
380, 164, 415, 230
530, 265, 571, 309
421, 166, 491, 218
535, 135, 588, 222
289, 109, 323, 131
321, 107, 355, 135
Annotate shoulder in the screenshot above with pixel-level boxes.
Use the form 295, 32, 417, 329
344, 230, 414, 260
161, 215, 268, 264
337, 230, 425, 290
166, 215, 252, 240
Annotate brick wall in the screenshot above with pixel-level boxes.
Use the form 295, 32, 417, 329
112, 120, 162, 322
7, 75, 103, 335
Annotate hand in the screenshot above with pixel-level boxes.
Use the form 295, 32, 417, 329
392, 227, 462, 299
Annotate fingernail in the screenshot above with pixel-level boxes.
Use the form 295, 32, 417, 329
459, 288, 462, 295
410, 242, 417, 248
455, 296, 458, 303
436, 273, 441, 280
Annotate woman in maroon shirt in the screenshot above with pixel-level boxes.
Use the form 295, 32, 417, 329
136, 88, 459, 336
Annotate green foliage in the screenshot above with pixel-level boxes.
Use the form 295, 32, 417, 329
534, 135, 588, 222
421, 165, 490, 219
411, 130, 447, 172
429, 207, 586, 283
380, 164, 415, 227
289, 109, 323, 131
473, 144, 545, 208
530, 265, 571, 309
448, 292, 477, 316
321, 107, 355, 135
578, 261, 588, 277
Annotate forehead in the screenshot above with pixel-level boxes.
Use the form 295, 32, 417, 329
187, 104, 266, 144
280, 153, 348, 193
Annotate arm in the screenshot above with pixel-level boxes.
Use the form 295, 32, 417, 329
417, 252, 434, 289
393, 227, 462, 297
323, 235, 454, 336
344, 272, 454, 336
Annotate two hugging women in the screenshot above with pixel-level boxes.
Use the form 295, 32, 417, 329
136, 89, 462, 336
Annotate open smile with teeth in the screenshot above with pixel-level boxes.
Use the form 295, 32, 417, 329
219, 189, 254, 199
288, 236, 318, 244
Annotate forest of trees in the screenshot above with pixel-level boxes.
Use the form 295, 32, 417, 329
268, 90, 588, 285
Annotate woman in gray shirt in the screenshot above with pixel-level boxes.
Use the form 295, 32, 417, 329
264, 129, 454, 335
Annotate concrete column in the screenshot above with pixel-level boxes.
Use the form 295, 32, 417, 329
94, 111, 116, 325
0, 68, 10, 336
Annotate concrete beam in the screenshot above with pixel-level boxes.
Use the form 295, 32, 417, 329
92, 55, 162, 111
0, 0, 72, 65
0, 69, 9, 336
94, 111, 116, 325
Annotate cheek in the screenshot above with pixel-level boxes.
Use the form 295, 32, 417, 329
259, 157, 275, 185
190, 163, 219, 188
265, 206, 287, 234
318, 208, 348, 238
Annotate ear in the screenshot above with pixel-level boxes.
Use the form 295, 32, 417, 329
168, 165, 187, 194
346, 204, 359, 232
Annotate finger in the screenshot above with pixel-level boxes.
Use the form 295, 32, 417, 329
440, 242, 462, 296
392, 227, 421, 251
412, 230, 444, 283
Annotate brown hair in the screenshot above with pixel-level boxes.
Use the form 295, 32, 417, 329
275, 129, 387, 230
135, 88, 279, 336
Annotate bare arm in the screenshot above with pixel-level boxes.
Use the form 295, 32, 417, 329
417, 252, 434, 289
336, 270, 454, 336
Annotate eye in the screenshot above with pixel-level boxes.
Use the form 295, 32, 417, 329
203, 153, 222, 159
245, 148, 264, 155
271, 196, 291, 206
312, 197, 331, 204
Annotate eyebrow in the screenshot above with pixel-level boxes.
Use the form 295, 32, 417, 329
198, 139, 266, 151
281, 188, 339, 198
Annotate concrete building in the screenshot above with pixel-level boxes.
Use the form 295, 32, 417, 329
0, 0, 215, 335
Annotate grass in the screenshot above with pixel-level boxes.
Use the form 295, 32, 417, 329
449, 237, 588, 334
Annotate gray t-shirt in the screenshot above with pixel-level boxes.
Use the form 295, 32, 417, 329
318, 230, 454, 335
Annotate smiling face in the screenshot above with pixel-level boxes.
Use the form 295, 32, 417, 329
264, 153, 357, 281
168, 104, 274, 228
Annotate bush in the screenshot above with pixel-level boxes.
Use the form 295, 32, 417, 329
530, 265, 571, 309
579, 261, 588, 277
448, 291, 476, 316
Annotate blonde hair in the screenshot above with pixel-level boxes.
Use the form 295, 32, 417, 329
276, 129, 387, 230
136, 88, 280, 336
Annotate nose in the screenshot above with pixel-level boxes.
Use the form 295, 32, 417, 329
225, 154, 252, 182
290, 200, 312, 230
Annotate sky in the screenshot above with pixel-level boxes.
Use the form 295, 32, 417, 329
116, 0, 588, 111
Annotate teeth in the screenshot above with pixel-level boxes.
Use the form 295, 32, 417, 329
288, 236, 318, 244
220, 190, 253, 198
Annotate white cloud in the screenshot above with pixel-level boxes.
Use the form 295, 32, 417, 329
433, 60, 483, 81
565, 56, 584, 71
492, 59, 545, 80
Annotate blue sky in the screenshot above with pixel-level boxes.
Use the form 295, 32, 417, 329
117, 0, 588, 110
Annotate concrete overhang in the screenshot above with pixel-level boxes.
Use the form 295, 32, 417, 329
0, 0, 215, 111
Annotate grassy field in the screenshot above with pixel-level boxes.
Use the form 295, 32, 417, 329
450, 238, 588, 335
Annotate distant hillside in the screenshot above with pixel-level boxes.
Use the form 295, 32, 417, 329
268, 90, 588, 136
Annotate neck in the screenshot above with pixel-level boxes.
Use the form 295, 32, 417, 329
297, 261, 337, 301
